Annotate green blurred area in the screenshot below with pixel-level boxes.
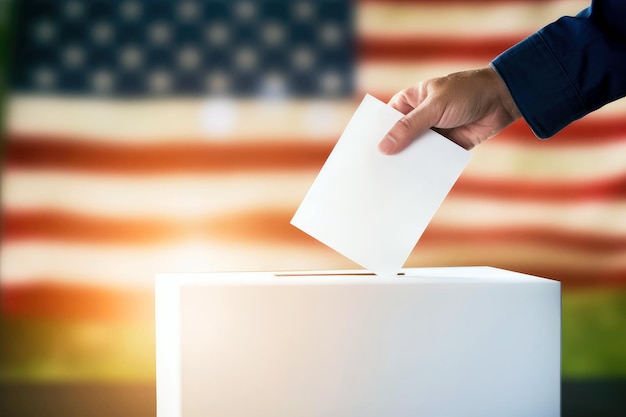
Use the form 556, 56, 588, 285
0, 318, 156, 382
562, 288, 626, 378
1, 288, 625, 382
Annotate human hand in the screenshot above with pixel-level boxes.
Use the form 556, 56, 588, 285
378, 67, 521, 154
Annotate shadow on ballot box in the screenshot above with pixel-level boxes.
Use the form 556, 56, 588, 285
1, 380, 625, 417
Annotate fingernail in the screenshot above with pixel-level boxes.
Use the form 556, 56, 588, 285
378, 136, 397, 154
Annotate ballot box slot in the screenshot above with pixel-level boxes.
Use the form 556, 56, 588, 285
274, 272, 405, 277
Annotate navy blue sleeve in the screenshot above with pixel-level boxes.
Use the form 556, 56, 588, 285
491, 0, 626, 139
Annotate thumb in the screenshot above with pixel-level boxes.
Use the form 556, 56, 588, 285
378, 105, 437, 155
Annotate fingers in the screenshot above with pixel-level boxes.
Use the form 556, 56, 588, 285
378, 67, 516, 154
379, 104, 437, 155
387, 90, 417, 115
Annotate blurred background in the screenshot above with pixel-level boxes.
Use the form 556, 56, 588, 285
0, 0, 624, 416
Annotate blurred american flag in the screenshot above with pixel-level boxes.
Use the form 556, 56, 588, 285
1, 0, 625, 381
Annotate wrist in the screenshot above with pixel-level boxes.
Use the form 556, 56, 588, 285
486, 65, 521, 122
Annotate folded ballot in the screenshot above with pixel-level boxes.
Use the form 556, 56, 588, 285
291, 94, 471, 276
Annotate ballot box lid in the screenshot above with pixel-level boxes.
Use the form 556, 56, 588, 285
155, 266, 560, 287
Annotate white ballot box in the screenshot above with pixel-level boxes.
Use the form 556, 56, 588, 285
156, 267, 560, 417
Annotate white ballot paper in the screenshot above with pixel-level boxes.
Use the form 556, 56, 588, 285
291, 94, 472, 276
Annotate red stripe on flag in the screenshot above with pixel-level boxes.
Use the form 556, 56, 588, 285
360, 35, 521, 62
4, 135, 333, 173
418, 226, 626, 254
1, 282, 153, 322
452, 174, 626, 202
1, 209, 310, 245
4, 209, 626, 256
5, 126, 626, 174
2, 210, 189, 244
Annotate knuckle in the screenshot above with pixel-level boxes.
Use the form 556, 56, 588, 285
396, 116, 415, 133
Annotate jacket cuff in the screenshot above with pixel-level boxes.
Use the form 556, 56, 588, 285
490, 31, 587, 139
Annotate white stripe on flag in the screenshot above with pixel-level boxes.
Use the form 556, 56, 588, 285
7, 97, 355, 143
358, 0, 589, 38
2, 236, 624, 287
0, 240, 359, 287
3, 171, 315, 218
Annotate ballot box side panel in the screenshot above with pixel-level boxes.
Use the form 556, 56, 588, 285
179, 282, 559, 417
